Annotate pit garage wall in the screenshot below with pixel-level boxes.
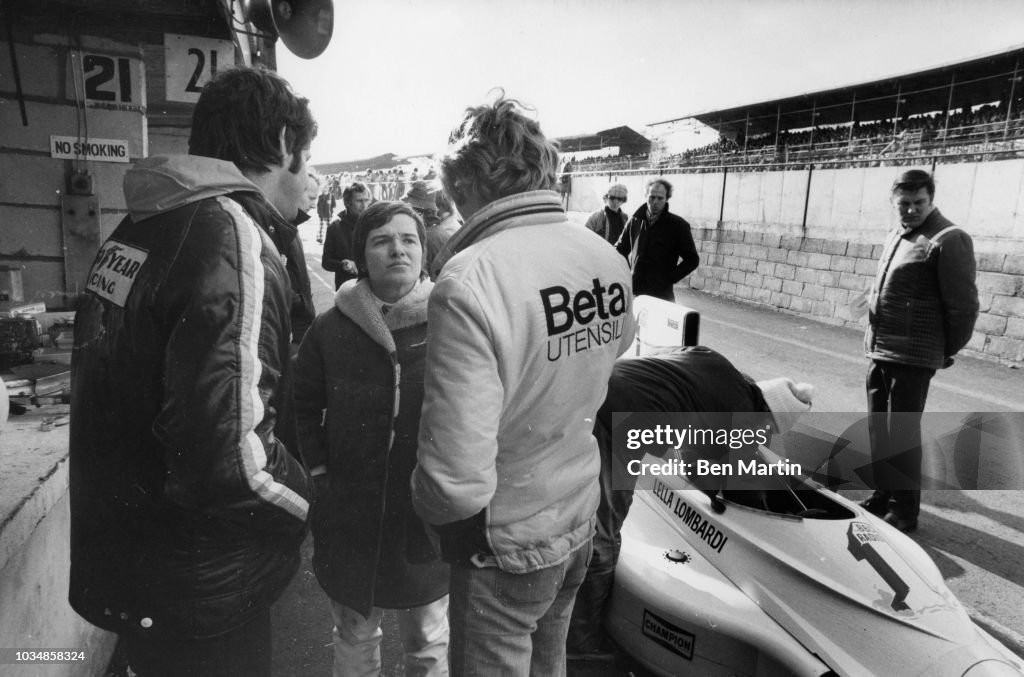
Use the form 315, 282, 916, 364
0, 444, 115, 677
569, 160, 1024, 364
0, 35, 146, 311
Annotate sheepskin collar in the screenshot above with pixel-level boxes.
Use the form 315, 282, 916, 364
334, 277, 433, 352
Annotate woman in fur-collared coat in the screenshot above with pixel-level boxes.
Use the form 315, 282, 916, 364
294, 201, 448, 677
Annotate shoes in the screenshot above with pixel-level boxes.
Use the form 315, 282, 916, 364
883, 512, 918, 533
859, 493, 889, 517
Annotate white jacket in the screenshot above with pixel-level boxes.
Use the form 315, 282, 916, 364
411, 190, 635, 572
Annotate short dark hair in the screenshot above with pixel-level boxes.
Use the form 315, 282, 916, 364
188, 66, 316, 176
343, 182, 370, 203
891, 169, 935, 198
646, 178, 673, 200
353, 201, 426, 279
439, 93, 559, 207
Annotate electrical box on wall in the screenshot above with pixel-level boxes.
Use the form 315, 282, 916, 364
68, 171, 94, 196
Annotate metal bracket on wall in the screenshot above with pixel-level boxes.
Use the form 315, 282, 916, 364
61, 194, 101, 299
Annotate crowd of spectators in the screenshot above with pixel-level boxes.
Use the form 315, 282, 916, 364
567, 104, 1024, 173
316, 164, 441, 212
559, 152, 651, 172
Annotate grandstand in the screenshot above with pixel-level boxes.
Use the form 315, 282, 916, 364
314, 153, 405, 175
554, 126, 651, 166
570, 44, 1024, 173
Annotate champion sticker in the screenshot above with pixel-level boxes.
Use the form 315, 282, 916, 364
85, 240, 149, 307
642, 609, 695, 661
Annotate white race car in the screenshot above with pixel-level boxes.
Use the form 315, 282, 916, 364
606, 453, 1024, 677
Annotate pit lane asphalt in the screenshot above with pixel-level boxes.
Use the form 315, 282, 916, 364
270, 216, 1024, 675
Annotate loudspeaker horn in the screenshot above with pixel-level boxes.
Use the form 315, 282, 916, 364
243, 0, 334, 60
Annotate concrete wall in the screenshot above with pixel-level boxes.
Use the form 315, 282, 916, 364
0, 408, 116, 677
569, 159, 1024, 364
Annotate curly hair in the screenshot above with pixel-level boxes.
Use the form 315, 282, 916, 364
439, 93, 559, 207
188, 66, 317, 176
352, 201, 427, 279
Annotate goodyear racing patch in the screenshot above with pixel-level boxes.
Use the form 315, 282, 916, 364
642, 609, 695, 660
85, 239, 148, 307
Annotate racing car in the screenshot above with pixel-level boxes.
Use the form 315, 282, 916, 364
604, 449, 1024, 676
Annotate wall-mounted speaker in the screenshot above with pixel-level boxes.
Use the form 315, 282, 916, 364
243, 0, 334, 60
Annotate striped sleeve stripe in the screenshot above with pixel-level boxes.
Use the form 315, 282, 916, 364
221, 197, 310, 521
931, 225, 962, 243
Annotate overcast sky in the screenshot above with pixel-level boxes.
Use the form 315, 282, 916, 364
277, 0, 1024, 163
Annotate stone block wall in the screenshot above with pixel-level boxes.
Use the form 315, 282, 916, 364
570, 163, 1024, 367
686, 227, 1024, 364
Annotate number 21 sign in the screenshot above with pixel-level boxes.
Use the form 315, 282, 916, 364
164, 33, 235, 104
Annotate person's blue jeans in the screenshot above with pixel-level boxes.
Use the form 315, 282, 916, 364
448, 540, 593, 677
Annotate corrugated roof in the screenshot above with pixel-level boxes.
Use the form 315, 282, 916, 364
554, 126, 651, 153
652, 44, 1024, 138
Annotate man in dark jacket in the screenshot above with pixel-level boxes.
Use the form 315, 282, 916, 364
566, 347, 812, 660
321, 181, 371, 289
615, 178, 700, 301
69, 66, 315, 677
316, 186, 335, 229
860, 169, 978, 533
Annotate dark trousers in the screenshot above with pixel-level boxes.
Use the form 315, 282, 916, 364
636, 285, 675, 303
121, 607, 272, 677
567, 426, 634, 653
865, 360, 935, 519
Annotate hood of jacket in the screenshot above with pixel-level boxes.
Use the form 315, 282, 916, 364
123, 155, 263, 222
333, 277, 433, 353
430, 190, 565, 277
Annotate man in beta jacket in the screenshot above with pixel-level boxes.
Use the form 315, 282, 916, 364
69, 66, 315, 677
411, 96, 635, 676
615, 178, 700, 301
